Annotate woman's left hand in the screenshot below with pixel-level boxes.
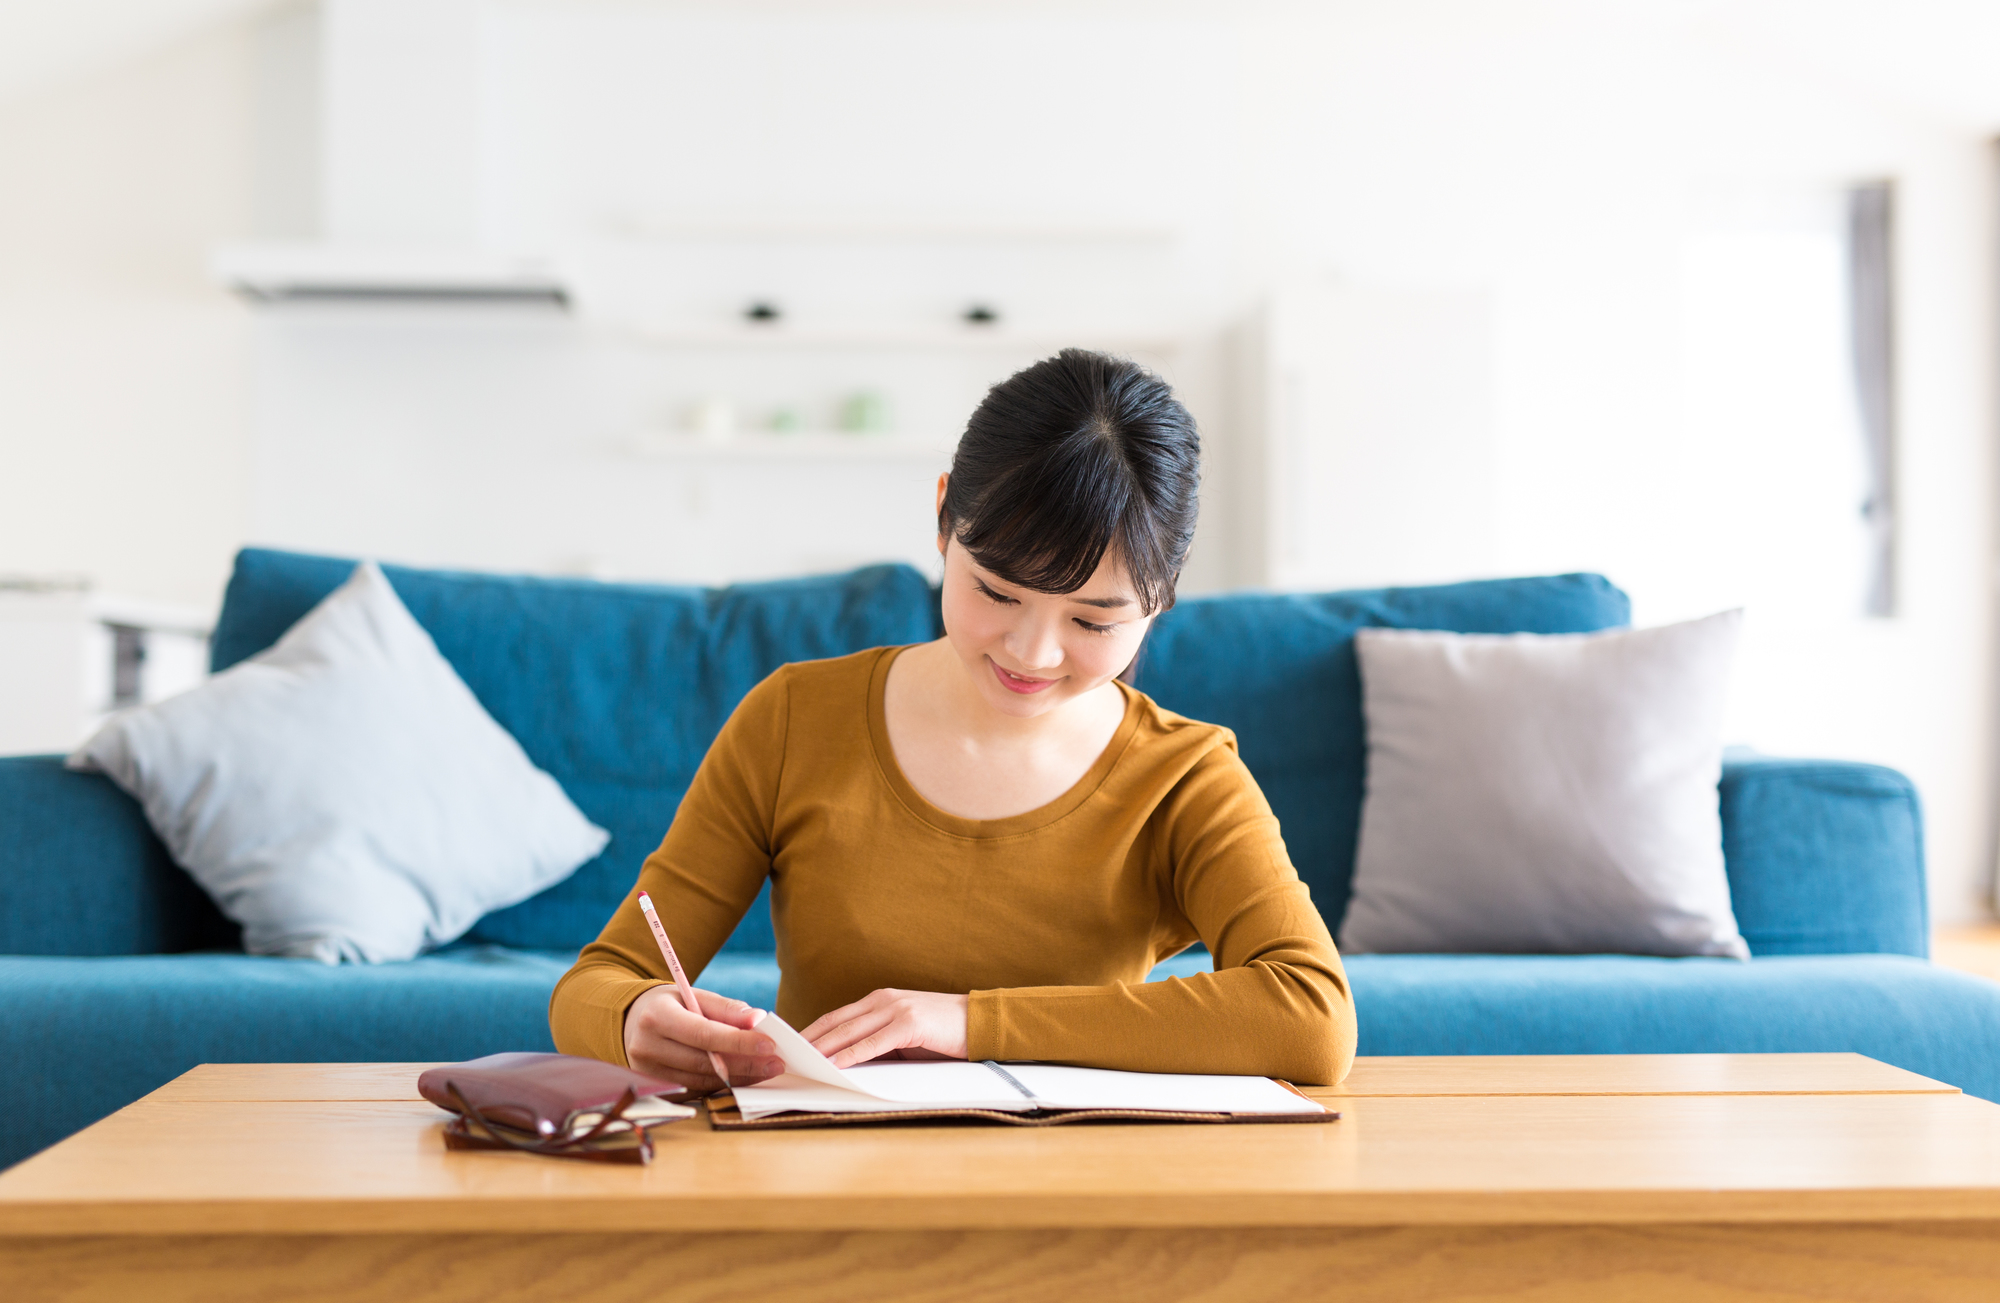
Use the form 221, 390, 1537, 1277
800, 989, 970, 1068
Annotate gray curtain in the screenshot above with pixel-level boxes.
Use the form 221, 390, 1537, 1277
1848, 181, 1896, 619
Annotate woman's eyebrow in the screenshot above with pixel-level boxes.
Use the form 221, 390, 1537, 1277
1071, 595, 1134, 609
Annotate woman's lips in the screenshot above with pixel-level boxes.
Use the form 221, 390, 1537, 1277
990, 658, 1058, 694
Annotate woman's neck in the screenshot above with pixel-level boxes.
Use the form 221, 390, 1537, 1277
881, 639, 1130, 821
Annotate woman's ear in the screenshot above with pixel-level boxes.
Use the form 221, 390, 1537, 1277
935, 472, 950, 557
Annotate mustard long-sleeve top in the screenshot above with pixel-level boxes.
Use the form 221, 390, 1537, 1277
549, 646, 1357, 1085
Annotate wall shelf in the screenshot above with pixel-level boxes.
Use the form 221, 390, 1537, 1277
614, 325, 1182, 354
623, 432, 956, 462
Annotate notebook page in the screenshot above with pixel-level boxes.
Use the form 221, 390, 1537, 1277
1005, 1064, 1324, 1115
750, 1011, 864, 1091
733, 1063, 1035, 1120
734, 1015, 1031, 1118
844, 1062, 1032, 1108
730, 1076, 943, 1118
733, 1013, 1321, 1118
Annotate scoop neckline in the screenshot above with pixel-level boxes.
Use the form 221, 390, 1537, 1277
866, 644, 1142, 839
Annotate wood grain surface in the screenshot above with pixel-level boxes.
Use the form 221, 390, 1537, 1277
6, 1223, 1999, 1303
143, 1062, 435, 1103
141, 1051, 1958, 1105
10, 1056, 2000, 1303
7, 1089, 2000, 1235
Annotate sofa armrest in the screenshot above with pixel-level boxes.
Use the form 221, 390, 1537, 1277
1720, 754, 1926, 958
0, 755, 236, 955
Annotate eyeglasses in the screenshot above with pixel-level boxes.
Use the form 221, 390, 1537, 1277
442, 1082, 657, 1165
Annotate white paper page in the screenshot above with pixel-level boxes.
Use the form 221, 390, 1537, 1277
733, 1064, 1035, 1120
730, 1011, 885, 1119
1005, 1064, 1323, 1115
734, 1015, 1029, 1119
730, 1075, 941, 1119
731, 1012, 1321, 1119
749, 1010, 865, 1092
843, 1062, 1030, 1108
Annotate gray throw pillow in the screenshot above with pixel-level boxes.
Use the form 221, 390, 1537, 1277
70, 562, 609, 963
1341, 610, 1748, 959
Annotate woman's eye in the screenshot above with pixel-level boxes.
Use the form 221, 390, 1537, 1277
975, 582, 1017, 605
1074, 618, 1118, 635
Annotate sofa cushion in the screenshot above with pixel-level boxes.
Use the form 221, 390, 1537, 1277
1095, 949, 2000, 1106
0, 946, 572, 1170
207, 551, 941, 953
1134, 574, 1631, 927
1720, 755, 1927, 957
0, 756, 237, 956
1343, 611, 1747, 959
76, 562, 611, 963
1345, 953, 2000, 1103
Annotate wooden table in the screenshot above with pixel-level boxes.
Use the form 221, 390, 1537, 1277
3, 1054, 1998, 1301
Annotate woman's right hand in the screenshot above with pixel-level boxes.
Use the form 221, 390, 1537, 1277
622, 984, 788, 1095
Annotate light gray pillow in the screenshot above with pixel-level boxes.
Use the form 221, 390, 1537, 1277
1341, 610, 1748, 959
70, 562, 609, 963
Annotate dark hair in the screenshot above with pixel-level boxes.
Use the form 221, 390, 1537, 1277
939, 349, 1201, 615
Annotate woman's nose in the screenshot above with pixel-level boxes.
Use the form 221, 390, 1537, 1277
1009, 617, 1064, 672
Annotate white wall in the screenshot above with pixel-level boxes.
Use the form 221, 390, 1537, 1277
246, 301, 1102, 583
0, 19, 255, 611
3, 0, 1995, 919
1228, 6, 1998, 921
250, 3, 1242, 587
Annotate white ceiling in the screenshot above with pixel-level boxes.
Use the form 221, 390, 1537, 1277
6, 0, 2000, 131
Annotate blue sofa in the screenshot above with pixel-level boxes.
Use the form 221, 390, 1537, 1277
5, 548, 1998, 1170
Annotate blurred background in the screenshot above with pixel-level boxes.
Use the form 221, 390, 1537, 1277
1, 0, 1996, 925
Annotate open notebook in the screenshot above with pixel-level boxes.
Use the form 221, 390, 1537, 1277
712, 1011, 1337, 1129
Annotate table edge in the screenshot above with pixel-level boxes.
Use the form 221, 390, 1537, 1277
6, 1188, 2000, 1237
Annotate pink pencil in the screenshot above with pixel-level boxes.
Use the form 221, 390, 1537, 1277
636, 891, 731, 1088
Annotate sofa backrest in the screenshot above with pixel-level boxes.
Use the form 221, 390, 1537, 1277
205, 557, 1634, 951
1132, 574, 1632, 930
9, 554, 1930, 960
209, 549, 940, 953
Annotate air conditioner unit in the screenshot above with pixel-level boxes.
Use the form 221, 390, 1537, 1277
210, 243, 568, 306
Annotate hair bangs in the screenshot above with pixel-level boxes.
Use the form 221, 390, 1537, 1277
942, 349, 1201, 616
951, 425, 1177, 613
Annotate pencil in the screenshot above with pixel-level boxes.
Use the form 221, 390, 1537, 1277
636, 891, 732, 1088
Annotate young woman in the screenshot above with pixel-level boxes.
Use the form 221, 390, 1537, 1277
550, 349, 1355, 1091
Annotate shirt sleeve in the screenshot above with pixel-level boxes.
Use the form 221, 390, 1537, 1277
964, 740, 1357, 1085
548, 668, 791, 1065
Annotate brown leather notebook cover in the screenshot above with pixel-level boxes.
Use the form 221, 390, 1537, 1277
705, 1079, 1340, 1130
418, 1052, 689, 1137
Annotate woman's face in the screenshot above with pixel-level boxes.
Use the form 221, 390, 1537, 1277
937, 535, 1155, 720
